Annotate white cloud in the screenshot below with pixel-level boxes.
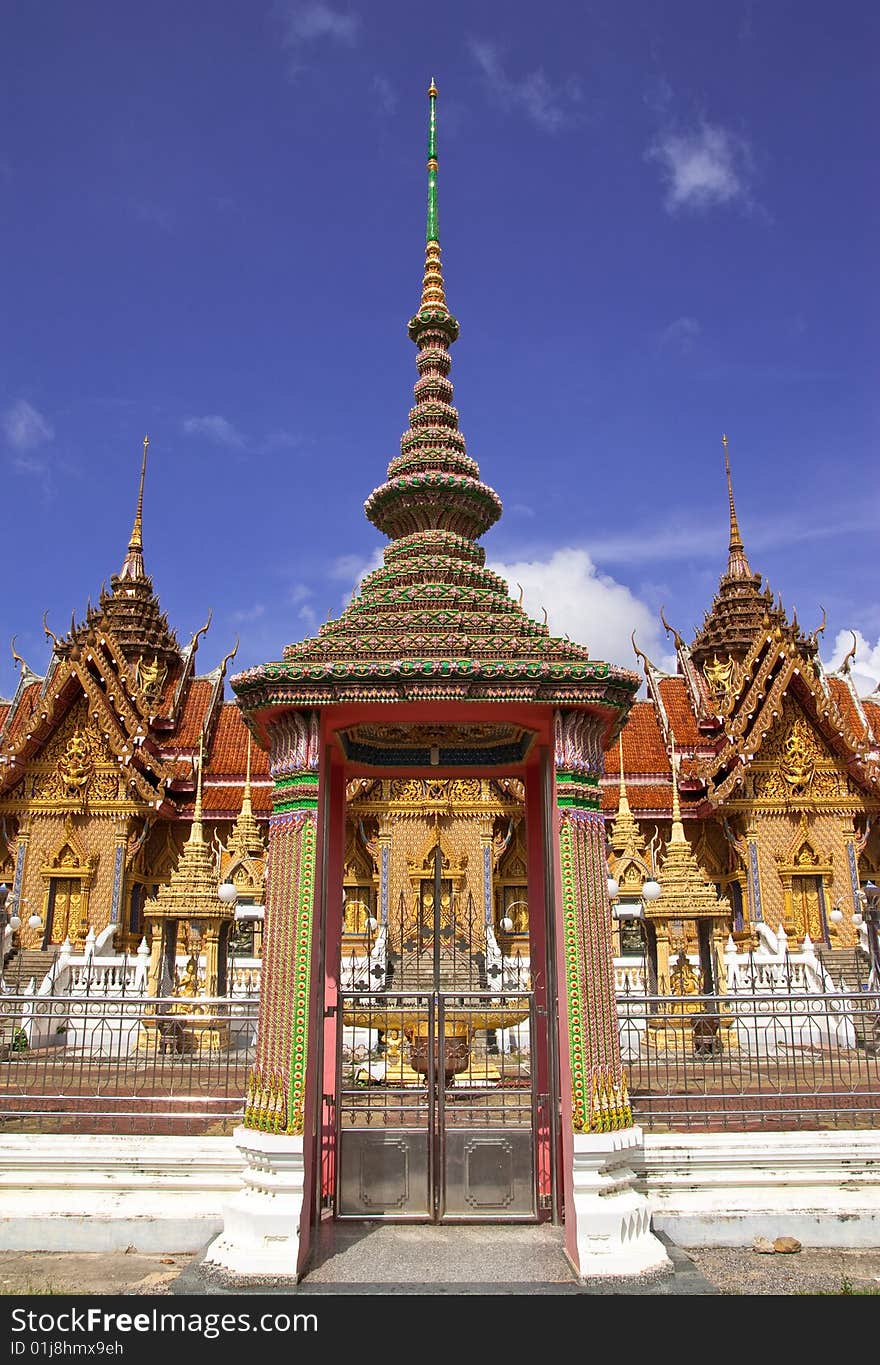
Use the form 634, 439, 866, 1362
824, 629, 880, 696
4, 399, 54, 451
469, 39, 582, 133
371, 75, 397, 114
487, 547, 677, 676
230, 603, 266, 624
330, 548, 384, 583
647, 121, 754, 213
182, 415, 247, 449
660, 315, 701, 353
277, 2, 359, 55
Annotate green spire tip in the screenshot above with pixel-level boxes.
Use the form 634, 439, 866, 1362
426, 80, 438, 243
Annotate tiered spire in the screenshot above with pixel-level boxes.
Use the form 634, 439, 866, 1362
363, 81, 502, 545
610, 736, 642, 856
228, 734, 264, 857
98, 436, 180, 664
653, 743, 729, 920
690, 435, 781, 667
235, 84, 638, 730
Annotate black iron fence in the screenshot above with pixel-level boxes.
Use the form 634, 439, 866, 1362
2, 976, 879, 1135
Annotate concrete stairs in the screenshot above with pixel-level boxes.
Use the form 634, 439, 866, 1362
2, 945, 60, 992
817, 945, 879, 1052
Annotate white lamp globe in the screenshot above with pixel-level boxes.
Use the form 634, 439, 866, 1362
499, 916, 514, 933
607, 876, 619, 900
366, 916, 378, 932
28, 913, 42, 929
641, 878, 662, 901
8, 913, 21, 931
829, 906, 844, 923
218, 883, 239, 905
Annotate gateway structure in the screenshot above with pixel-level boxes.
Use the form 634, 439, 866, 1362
205, 83, 667, 1279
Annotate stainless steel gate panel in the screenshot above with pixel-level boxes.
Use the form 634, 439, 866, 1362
336, 989, 538, 1222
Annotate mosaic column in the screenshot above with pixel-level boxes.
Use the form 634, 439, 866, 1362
555, 711, 631, 1134
244, 710, 321, 1136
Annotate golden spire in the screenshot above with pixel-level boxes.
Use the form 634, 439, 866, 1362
229, 732, 265, 857
119, 435, 149, 581
610, 734, 642, 856
722, 434, 753, 580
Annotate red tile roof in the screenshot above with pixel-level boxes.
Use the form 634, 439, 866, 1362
1, 681, 42, 748
0, 704, 9, 731
657, 677, 701, 746
601, 780, 673, 814
208, 704, 270, 777
828, 677, 868, 742
172, 679, 214, 746
605, 702, 669, 775
181, 783, 272, 817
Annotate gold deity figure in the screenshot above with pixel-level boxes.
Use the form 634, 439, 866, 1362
703, 653, 736, 701
57, 730, 94, 798
780, 728, 815, 796
136, 653, 168, 703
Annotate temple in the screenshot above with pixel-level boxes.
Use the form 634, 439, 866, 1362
1, 86, 879, 1281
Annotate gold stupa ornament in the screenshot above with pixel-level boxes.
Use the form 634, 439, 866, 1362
652, 745, 731, 926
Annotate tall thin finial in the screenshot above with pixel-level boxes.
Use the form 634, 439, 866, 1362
618, 735, 631, 812
119, 435, 149, 580
243, 733, 253, 810
721, 433, 752, 580
191, 731, 205, 844
418, 80, 448, 314
427, 79, 438, 243
669, 739, 685, 845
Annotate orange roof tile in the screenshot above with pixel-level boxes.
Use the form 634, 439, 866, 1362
207, 704, 270, 777
828, 677, 868, 742
605, 702, 669, 775
2, 681, 43, 749
601, 780, 674, 814
657, 677, 701, 746
0, 704, 9, 731
181, 783, 272, 817
173, 679, 214, 746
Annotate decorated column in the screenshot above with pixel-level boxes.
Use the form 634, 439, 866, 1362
244, 710, 321, 1134
206, 709, 321, 1278
555, 711, 630, 1132
555, 709, 670, 1277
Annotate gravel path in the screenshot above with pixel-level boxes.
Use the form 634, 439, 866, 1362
685, 1245, 880, 1295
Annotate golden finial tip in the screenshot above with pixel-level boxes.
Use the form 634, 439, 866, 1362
722, 433, 728, 446
429, 78, 438, 97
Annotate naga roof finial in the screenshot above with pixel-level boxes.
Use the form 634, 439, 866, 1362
119, 435, 149, 581
841, 630, 858, 674
660, 606, 685, 651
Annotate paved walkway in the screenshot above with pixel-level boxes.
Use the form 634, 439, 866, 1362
2, 1234, 879, 1298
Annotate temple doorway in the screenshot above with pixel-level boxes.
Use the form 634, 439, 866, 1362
328, 771, 552, 1225
335, 841, 542, 1221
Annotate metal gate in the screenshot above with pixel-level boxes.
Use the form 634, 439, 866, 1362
336, 988, 539, 1220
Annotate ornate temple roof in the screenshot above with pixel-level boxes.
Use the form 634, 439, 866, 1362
78, 438, 181, 667
233, 85, 638, 734
690, 436, 787, 668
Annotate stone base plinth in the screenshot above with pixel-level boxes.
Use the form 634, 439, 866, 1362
570, 1126, 672, 1279
202, 1127, 305, 1279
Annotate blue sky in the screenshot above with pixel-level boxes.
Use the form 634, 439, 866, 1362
2, 1, 878, 701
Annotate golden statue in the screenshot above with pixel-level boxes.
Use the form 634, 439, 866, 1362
781, 728, 815, 796
57, 730, 94, 798
135, 653, 168, 703
703, 653, 736, 701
